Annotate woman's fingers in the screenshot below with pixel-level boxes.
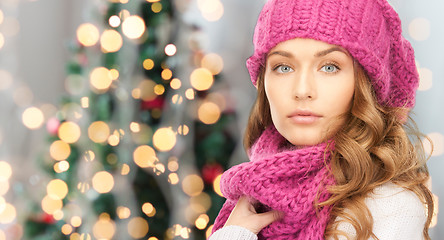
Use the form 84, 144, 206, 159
224, 196, 284, 235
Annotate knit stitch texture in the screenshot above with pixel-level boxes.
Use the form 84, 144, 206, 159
246, 0, 419, 109
211, 125, 336, 239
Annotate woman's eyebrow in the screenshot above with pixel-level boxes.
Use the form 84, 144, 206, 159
267, 47, 350, 59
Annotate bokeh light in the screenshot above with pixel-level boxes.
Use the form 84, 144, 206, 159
161, 69, 173, 80
142, 202, 156, 217
418, 67, 433, 91
143, 59, 154, 70
77, 23, 100, 47
153, 127, 177, 152
185, 88, 195, 100
133, 145, 158, 168
88, 121, 111, 143
213, 174, 223, 197
47, 179, 68, 200
0, 203, 16, 224
58, 121, 81, 143
165, 44, 177, 56
100, 29, 123, 52
170, 78, 181, 89
92, 171, 114, 193
117, 206, 131, 219
168, 173, 179, 185
41, 195, 63, 214
201, 53, 224, 75
109, 15, 121, 27
198, 0, 224, 22
93, 214, 116, 239
198, 102, 221, 124
127, 217, 149, 238
190, 68, 213, 91
409, 18, 431, 41
0, 33, 4, 50
49, 140, 71, 161
423, 132, 444, 157
0, 162, 12, 182
54, 161, 70, 173
138, 79, 157, 101
122, 16, 146, 39
90, 67, 113, 91
195, 214, 210, 230
71, 216, 82, 227
182, 174, 204, 197
22, 107, 44, 129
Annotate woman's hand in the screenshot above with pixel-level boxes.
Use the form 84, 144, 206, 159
224, 196, 284, 235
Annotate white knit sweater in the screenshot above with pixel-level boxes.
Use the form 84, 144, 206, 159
210, 182, 427, 240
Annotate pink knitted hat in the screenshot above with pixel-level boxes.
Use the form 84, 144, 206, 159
247, 0, 419, 108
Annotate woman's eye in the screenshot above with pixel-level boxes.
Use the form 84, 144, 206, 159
320, 64, 339, 73
275, 65, 293, 73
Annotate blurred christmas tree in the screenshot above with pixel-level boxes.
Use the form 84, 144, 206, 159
23, 0, 237, 239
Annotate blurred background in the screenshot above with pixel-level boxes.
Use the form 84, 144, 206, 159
0, 0, 442, 239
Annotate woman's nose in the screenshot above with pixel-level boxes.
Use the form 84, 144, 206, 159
292, 69, 316, 100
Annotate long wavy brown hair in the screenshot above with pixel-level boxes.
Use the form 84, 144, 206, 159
244, 64, 434, 239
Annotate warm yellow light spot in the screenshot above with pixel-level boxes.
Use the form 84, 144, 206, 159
172, 94, 183, 104
168, 173, 179, 185
70, 233, 80, 240
213, 174, 223, 197
0, 33, 4, 50
58, 121, 81, 143
152, 2, 162, 13
88, 121, 110, 143
109, 69, 119, 80
139, 80, 157, 101
161, 69, 173, 80
83, 150, 95, 162
0, 162, 12, 181
71, 216, 82, 227
185, 88, 195, 100
22, 107, 44, 129
206, 225, 214, 239
170, 78, 181, 89
190, 68, 213, 91
182, 174, 204, 197
0, 203, 16, 224
142, 202, 156, 217
143, 59, 154, 70
154, 84, 165, 95
90, 67, 112, 91
81, 97, 89, 108
77, 182, 90, 193
93, 215, 116, 239
147, 0, 160, 2
76, 23, 100, 47
117, 206, 131, 219
168, 160, 179, 172
121, 164, 130, 175
0, 181, 10, 196
41, 195, 63, 214
127, 217, 149, 238
133, 145, 158, 168
49, 140, 71, 161
120, 0, 129, 3
201, 53, 224, 75
122, 16, 145, 39
109, 15, 121, 28
153, 127, 177, 152
108, 133, 120, 146
47, 179, 68, 200
130, 122, 140, 132
61, 224, 72, 235
177, 124, 189, 135
148, 237, 158, 240
154, 163, 166, 175
199, 0, 224, 22
180, 227, 191, 239
92, 171, 114, 193
100, 29, 123, 53
54, 160, 70, 173
132, 88, 141, 99
195, 214, 209, 230
119, 9, 130, 20
198, 102, 221, 124
165, 44, 177, 56
53, 209, 64, 220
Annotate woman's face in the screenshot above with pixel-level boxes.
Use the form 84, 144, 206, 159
264, 38, 355, 146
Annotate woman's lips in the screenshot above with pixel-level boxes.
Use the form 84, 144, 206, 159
288, 110, 322, 124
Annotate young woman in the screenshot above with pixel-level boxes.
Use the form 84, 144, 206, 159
209, 0, 434, 239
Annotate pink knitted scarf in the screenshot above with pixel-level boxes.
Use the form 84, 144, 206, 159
212, 125, 336, 239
